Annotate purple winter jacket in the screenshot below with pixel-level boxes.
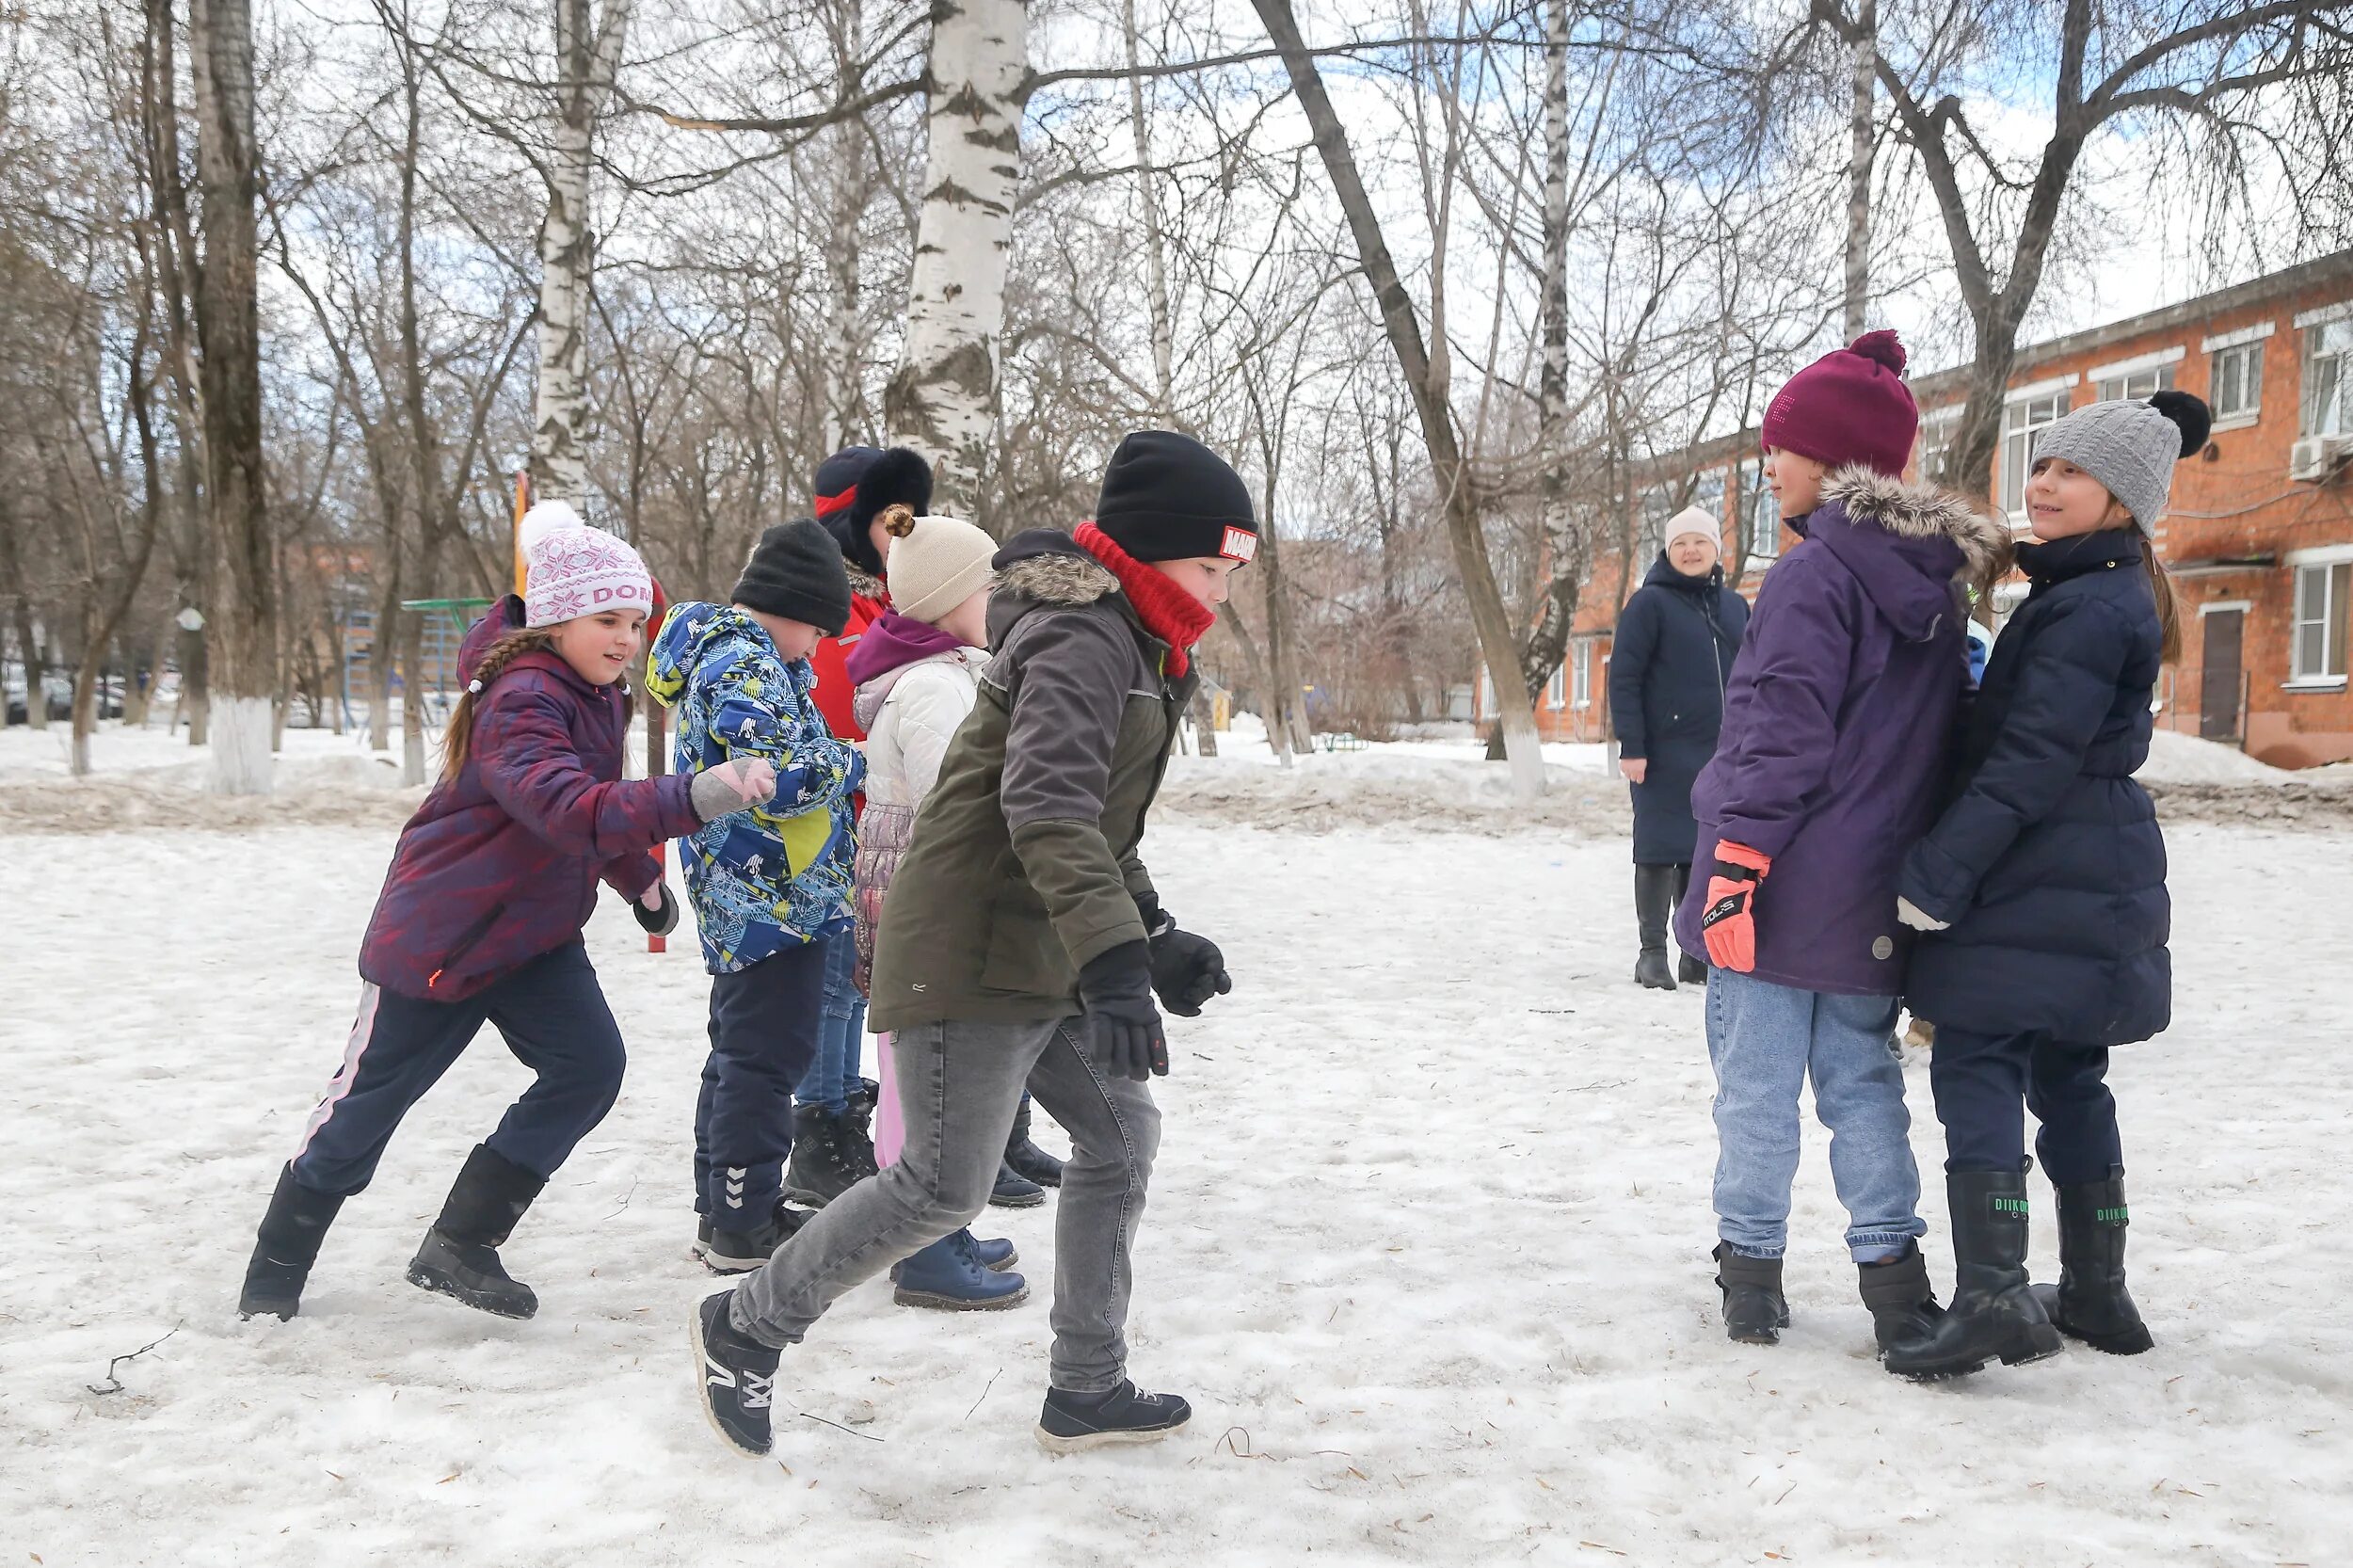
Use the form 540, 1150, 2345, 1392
358, 596, 704, 1003
1674, 467, 2008, 996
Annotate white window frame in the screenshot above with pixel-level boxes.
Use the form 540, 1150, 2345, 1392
2001, 390, 2073, 517
2207, 339, 2264, 427
2289, 547, 2353, 688
1740, 457, 1781, 561
1545, 661, 1567, 711
2301, 317, 2353, 438
2095, 362, 2177, 403
1572, 640, 1593, 710
1916, 405, 1961, 486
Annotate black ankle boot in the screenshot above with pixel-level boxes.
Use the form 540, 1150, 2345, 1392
1634, 865, 1680, 990
1713, 1243, 1788, 1344
1857, 1239, 1944, 1354
408, 1144, 546, 1320
2032, 1171, 2153, 1355
1884, 1168, 2064, 1379
1004, 1096, 1064, 1188
784, 1103, 862, 1208
239, 1164, 345, 1320
840, 1084, 881, 1182
1677, 953, 1709, 986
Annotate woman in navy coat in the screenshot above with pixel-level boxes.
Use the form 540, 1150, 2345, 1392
1886, 391, 2206, 1380
1609, 509, 1749, 988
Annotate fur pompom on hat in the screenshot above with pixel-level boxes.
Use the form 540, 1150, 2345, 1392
519, 500, 653, 629
814, 445, 935, 579
1760, 328, 1920, 482
2033, 390, 2212, 534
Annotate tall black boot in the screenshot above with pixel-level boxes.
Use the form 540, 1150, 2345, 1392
2032, 1171, 2153, 1354
408, 1144, 547, 1320
840, 1080, 882, 1181
1857, 1239, 1944, 1355
1004, 1095, 1064, 1189
239, 1164, 346, 1320
1713, 1243, 1788, 1344
1884, 1168, 2064, 1379
1673, 865, 1708, 984
1634, 865, 1678, 990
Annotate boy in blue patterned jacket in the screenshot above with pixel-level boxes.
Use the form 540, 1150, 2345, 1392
648, 518, 866, 1272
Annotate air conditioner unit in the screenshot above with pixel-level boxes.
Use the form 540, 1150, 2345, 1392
2290, 434, 2353, 482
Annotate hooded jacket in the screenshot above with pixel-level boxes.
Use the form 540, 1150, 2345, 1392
1673, 467, 2008, 995
1609, 552, 1751, 865
648, 602, 865, 973
847, 612, 989, 988
866, 530, 1196, 1032
1899, 529, 2169, 1044
358, 595, 701, 1002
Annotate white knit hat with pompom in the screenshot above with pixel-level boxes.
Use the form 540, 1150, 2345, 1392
519, 501, 653, 628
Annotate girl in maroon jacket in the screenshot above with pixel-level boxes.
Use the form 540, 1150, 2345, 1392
238, 504, 775, 1325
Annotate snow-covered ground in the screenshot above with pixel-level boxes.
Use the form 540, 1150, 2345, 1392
4, 757, 2348, 1566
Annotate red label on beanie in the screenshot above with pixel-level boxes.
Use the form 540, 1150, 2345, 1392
1760, 329, 1920, 480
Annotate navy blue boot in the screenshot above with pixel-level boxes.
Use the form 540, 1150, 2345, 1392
890, 1229, 1029, 1311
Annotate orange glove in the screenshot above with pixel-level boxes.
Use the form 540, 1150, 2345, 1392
1699, 840, 1773, 972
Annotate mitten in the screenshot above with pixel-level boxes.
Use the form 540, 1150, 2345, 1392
1896, 896, 1949, 933
1699, 840, 1772, 972
633, 882, 680, 936
690, 756, 777, 822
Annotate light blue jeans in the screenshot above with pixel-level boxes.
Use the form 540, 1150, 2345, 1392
1705, 968, 1924, 1262
793, 930, 865, 1114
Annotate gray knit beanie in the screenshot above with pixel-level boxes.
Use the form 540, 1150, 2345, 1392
2031, 391, 2211, 533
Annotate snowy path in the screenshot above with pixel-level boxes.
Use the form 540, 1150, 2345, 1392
3, 820, 2347, 1566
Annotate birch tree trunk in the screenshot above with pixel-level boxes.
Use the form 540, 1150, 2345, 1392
1252, 0, 1545, 798
824, 0, 869, 452
530, 0, 633, 508
1842, 0, 1876, 339
885, 0, 1024, 521
189, 0, 276, 793
1515, 0, 1579, 705
1120, 0, 1175, 423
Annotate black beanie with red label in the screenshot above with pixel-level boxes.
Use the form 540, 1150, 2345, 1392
1091, 430, 1259, 566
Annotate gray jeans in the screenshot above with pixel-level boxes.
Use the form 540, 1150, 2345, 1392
728, 1014, 1162, 1393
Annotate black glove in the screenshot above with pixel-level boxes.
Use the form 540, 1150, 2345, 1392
632, 882, 680, 937
1147, 921, 1231, 1018
1077, 940, 1167, 1082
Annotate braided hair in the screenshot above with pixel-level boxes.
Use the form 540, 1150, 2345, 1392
438, 628, 557, 784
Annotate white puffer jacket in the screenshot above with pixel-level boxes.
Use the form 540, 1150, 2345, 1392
849, 647, 989, 986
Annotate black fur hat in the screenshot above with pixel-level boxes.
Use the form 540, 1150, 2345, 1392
815, 446, 934, 579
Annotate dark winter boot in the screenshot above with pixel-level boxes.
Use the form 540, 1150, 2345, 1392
990, 1159, 1047, 1209
2031, 1171, 2153, 1355
840, 1080, 882, 1181
1035, 1380, 1193, 1453
1004, 1096, 1064, 1189
1713, 1243, 1789, 1344
890, 1229, 1031, 1310
696, 1206, 811, 1275
1678, 954, 1709, 986
1884, 1168, 2065, 1379
783, 1104, 864, 1208
238, 1165, 346, 1320
691, 1290, 781, 1457
1634, 865, 1679, 990
1857, 1239, 1945, 1355
407, 1143, 546, 1320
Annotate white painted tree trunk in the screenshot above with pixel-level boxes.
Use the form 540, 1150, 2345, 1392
1843, 0, 1876, 340
885, 0, 1024, 520
530, 0, 632, 508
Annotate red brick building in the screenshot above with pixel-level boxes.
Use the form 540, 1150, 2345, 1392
1481, 252, 2353, 767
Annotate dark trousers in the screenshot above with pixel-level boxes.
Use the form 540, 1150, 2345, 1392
694, 939, 827, 1221
290, 941, 626, 1197
1929, 1025, 2122, 1183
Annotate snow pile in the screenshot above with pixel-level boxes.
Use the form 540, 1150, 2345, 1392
2134, 728, 2297, 785
0, 725, 424, 832
5, 821, 2349, 1564
1159, 750, 1630, 836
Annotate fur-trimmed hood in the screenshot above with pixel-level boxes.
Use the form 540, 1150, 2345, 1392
984, 528, 1121, 647
846, 565, 888, 603
1807, 465, 2010, 642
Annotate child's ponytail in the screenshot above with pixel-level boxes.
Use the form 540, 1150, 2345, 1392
2139, 536, 2183, 664
438, 628, 558, 784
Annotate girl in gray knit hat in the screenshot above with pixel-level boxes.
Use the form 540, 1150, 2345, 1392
1881, 389, 2209, 1381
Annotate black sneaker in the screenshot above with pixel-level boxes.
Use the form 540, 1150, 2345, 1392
1035, 1380, 1192, 1453
408, 1229, 537, 1320
695, 1208, 809, 1274
691, 1291, 781, 1457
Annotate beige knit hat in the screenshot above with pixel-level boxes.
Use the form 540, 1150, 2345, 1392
879, 506, 996, 623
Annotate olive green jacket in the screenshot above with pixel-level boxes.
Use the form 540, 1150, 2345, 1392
867, 531, 1197, 1031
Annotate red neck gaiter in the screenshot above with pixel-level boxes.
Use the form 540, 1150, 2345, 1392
1074, 521, 1214, 679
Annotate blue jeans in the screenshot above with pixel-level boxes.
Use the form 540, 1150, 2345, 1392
1705, 968, 1925, 1262
793, 929, 865, 1114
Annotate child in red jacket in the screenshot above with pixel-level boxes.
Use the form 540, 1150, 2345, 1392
237, 503, 775, 1325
